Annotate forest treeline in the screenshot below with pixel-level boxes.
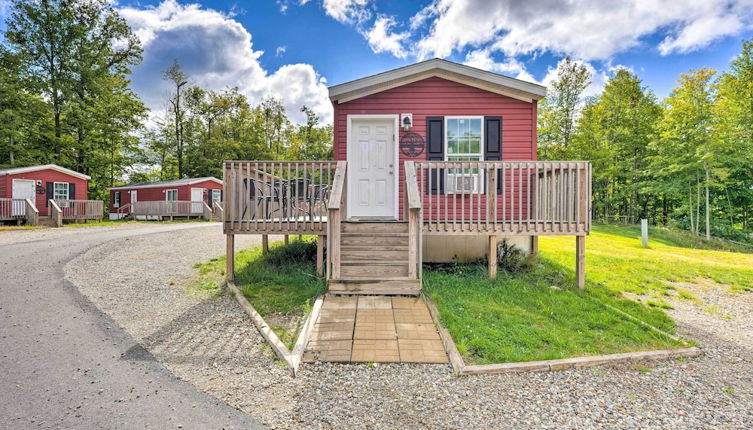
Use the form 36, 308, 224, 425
0, 0, 331, 202
1, 1, 752, 240
539, 43, 753, 241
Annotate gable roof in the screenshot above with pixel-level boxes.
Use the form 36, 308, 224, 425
109, 177, 222, 191
328, 58, 547, 104
0, 164, 90, 180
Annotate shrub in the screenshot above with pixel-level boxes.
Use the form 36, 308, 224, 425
264, 237, 319, 265
496, 240, 535, 272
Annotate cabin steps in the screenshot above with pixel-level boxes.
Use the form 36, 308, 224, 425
329, 221, 420, 295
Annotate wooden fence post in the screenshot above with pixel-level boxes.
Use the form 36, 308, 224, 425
226, 234, 235, 282
262, 234, 269, 253
576, 235, 585, 289
488, 235, 498, 278
530, 236, 539, 256
316, 235, 324, 276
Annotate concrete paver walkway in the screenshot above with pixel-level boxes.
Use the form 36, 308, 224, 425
303, 296, 448, 364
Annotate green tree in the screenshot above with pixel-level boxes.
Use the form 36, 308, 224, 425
571, 69, 662, 222
538, 57, 592, 159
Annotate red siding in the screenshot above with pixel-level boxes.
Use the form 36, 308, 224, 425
1, 169, 89, 216
332, 77, 537, 220
109, 180, 223, 212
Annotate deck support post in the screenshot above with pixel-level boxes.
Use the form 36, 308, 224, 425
284, 234, 289, 245
316, 235, 324, 276
226, 234, 235, 282
576, 235, 585, 289
488, 235, 498, 279
530, 236, 539, 256
262, 234, 269, 253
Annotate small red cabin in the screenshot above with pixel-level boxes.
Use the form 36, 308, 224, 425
328, 58, 547, 260
0, 164, 90, 216
108, 177, 223, 219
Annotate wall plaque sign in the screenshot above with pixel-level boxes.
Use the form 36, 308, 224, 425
399, 131, 425, 157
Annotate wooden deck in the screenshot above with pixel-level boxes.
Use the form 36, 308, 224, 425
224, 160, 593, 291
303, 296, 448, 364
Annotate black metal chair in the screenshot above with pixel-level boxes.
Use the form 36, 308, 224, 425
242, 178, 266, 219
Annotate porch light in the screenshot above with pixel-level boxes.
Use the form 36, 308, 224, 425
401, 113, 413, 130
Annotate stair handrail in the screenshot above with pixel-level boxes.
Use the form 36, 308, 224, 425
116, 203, 132, 217
404, 162, 422, 278
48, 199, 62, 227
24, 198, 39, 226
326, 161, 347, 279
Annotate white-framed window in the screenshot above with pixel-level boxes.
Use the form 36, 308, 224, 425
211, 189, 221, 206
113, 191, 120, 208
53, 182, 69, 200
166, 189, 178, 201
445, 116, 484, 193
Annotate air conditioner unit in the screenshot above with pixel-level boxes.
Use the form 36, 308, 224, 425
447, 173, 480, 194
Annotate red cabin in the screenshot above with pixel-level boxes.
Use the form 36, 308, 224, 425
0, 164, 90, 217
109, 177, 223, 220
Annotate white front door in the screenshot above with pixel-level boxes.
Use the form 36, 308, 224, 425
347, 117, 397, 219
191, 188, 203, 213
12, 179, 35, 216
130, 190, 137, 204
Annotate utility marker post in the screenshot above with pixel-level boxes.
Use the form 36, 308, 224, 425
641, 219, 648, 248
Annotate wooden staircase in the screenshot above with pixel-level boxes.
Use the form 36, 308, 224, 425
328, 221, 421, 295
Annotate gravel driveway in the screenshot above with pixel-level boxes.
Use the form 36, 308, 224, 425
65, 226, 753, 429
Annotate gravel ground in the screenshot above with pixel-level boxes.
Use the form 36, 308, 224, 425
65, 226, 753, 429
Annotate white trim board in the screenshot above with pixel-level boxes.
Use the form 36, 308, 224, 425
109, 177, 222, 191
346, 114, 400, 220
329, 58, 546, 104
0, 164, 90, 180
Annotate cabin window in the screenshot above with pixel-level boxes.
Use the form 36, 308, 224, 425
113, 192, 120, 208
53, 182, 69, 200
445, 117, 484, 193
166, 189, 178, 201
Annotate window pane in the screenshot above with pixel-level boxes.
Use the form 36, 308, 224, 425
470, 137, 480, 154
447, 119, 458, 139
447, 137, 459, 154
470, 119, 481, 139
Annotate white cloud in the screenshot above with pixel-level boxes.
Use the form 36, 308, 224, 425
413, 0, 753, 61
540, 58, 613, 99
322, 0, 371, 24
463, 49, 537, 83
364, 16, 409, 58
119, 0, 332, 125
276, 46, 287, 56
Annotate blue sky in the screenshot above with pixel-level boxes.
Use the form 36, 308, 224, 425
2, 0, 753, 123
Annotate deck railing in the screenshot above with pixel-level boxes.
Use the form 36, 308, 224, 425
0, 198, 38, 225
131, 200, 204, 217
50, 199, 104, 221
212, 201, 224, 220
411, 161, 591, 234
223, 161, 338, 234
0, 198, 28, 219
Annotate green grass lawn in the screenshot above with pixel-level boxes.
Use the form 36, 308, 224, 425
190, 237, 325, 347
425, 224, 753, 365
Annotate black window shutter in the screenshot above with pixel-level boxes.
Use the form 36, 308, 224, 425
220, 189, 223, 202
484, 116, 503, 193
68, 182, 76, 200
46, 182, 54, 204
426, 116, 444, 194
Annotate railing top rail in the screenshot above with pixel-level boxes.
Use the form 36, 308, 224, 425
223, 160, 338, 165
51, 199, 103, 203
414, 160, 590, 166
328, 161, 347, 210
404, 162, 421, 210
